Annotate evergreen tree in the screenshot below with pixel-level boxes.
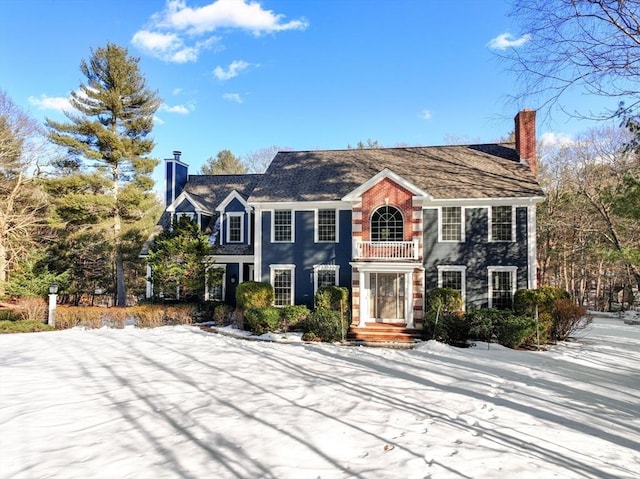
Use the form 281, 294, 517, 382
199, 149, 247, 174
46, 43, 161, 306
146, 216, 212, 301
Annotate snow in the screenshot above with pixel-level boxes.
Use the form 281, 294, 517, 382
0, 312, 638, 479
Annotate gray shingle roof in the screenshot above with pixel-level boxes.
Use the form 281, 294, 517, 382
183, 174, 263, 211
248, 144, 544, 202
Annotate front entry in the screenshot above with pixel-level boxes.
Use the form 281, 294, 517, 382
369, 272, 405, 321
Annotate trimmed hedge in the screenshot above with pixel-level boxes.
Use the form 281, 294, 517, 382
244, 307, 281, 335
425, 307, 537, 349
315, 286, 349, 311
427, 288, 463, 314
236, 281, 274, 310
302, 309, 348, 343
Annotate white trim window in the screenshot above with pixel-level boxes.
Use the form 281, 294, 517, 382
439, 206, 464, 242
437, 265, 466, 309
315, 209, 338, 242
490, 206, 515, 242
205, 265, 226, 302
371, 205, 404, 241
270, 264, 295, 306
313, 264, 340, 293
488, 266, 517, 309
226, 212, 244, 243
272, 209, 293, 243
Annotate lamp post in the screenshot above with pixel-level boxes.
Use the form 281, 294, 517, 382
48, 283, 58, 328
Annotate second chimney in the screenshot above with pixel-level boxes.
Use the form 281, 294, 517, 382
514, 110, 537, 177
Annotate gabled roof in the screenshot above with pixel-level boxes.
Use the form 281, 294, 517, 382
342, 168, 432, 202
182, 174, 263, 211
248, 144, 544, 203
166, 190, 211, 213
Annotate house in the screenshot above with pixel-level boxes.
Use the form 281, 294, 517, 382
144, 110, 545, 339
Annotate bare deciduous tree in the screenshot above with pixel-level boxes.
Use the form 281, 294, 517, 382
504, 0, 640, 119
0, 91, 49, 296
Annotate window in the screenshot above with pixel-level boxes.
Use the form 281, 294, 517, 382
316, 209, 337, 242
226, 213, 243, 243
488, 267, 517, 309
440, 207, 463, 242
437, 265, 466, 308
313, 265, 339, 293
206, 266, 225, 302
371, 206, 403, 241
273, 210, 293, 242
491, 206, 513, 241
270, 265, 295, 306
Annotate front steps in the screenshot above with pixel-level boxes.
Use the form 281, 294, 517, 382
348, 322, 422, 344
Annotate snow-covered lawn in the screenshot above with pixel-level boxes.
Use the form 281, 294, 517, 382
1, 313, 638, 479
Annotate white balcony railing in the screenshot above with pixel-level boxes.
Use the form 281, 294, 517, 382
353, 240, 420, 260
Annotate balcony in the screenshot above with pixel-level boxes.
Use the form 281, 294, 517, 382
353, 240, 420, 261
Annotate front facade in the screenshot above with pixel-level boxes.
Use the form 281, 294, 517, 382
145, 110, 544, 331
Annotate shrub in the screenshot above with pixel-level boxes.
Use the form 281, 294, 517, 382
213, 304, 234, 326
315, 286, 349, 311
303, 309, 348, 342
236, 282, 274, 310
16, 297, 48, 322
514, 286, 569, 344
492, 311, 536, 349
244, 307, 281, 335
280, 305, 310, 331
0, 309, 19, 321
554, 299, 591, 340
423, 311, 470, 344
0, 320, 54, 334
426, 288, 463, 314
466, 308, 496, 343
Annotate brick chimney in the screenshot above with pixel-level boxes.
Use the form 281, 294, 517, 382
514, 109, 537, 176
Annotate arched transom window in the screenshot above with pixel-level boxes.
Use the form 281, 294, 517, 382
371, 206, 404, 241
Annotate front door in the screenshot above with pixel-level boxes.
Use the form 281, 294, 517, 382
370, 273, 405, 321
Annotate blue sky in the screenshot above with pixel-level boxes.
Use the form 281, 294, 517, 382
0, 0, 613, 187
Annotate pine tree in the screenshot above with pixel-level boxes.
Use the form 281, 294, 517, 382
146, 216, 213, 301
46, 43, 161, 306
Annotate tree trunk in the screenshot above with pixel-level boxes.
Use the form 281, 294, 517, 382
0, 240, 6, 296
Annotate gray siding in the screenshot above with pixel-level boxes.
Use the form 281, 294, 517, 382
423, 207, 529, 308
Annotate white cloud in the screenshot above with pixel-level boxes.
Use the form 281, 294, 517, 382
27, 94, 72, 112
131, 29, 213, 63
132, 0, 308, 63
487, 32, 531, 50
158, 0, 309, 36
540, 132, 574, 147
161, 103, 192, 114
222, 93, 243, 103
214, 60, 251, 80
153, 115, 165, 125
420, 109, 432, 121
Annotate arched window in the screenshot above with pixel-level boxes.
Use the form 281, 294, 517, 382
371, 206, 403, 241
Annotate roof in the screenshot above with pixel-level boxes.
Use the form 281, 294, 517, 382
140, 174, 262, 256
248, 144, 544, 202
182, 174, 263, 211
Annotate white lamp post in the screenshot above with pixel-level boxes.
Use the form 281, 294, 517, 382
48, 283, 58, 328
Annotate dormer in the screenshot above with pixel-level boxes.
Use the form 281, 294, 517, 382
215, 190, 254, 246
166, 190, 214, 232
